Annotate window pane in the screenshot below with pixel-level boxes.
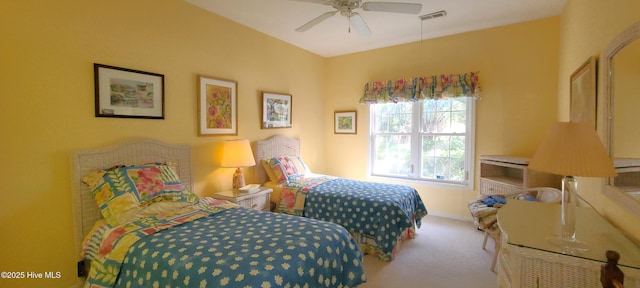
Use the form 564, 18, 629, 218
373, 102, 412, 133
422, 136, 436, 178
421, 99, 451, 133
451, 97, 466, 110
421, 135, 465, 181
373, 134, 411, 176
436, 98, 451, 111
450, 98, 467, 133
421, 98, 468, 133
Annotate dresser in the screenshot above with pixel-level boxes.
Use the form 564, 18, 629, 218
212, 187, 273, 211
497, 200, 640, 287
614, 158, 640, 201
479, 155, 561, 197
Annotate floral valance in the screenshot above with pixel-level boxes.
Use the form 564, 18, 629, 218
359, 72, 480, 104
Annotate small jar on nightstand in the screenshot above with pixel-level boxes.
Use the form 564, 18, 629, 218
212, 187, 272, 211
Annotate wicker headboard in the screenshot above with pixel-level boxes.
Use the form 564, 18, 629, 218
253, 135, 300, 184
70, 138, 192, 259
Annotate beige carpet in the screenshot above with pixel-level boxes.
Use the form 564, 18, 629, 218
359, 216, 498, 288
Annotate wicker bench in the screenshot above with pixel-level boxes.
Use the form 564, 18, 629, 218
468, 197, 504, 272
468, 188, 561, 272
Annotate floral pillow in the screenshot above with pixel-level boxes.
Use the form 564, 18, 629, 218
82, 163, 199, 226
264, 156, 309, 184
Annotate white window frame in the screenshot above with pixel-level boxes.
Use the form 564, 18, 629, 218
368, 98, 476, 190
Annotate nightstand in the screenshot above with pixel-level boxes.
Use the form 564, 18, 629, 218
212, 187, 272, 211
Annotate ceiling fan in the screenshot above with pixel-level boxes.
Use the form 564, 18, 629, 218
291, 0, 422, 35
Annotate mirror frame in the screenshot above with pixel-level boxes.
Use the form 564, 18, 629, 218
602, 21, 640, 218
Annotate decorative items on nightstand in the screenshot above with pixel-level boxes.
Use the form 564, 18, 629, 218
213, 187, 273, 211
220, 139, 256, 189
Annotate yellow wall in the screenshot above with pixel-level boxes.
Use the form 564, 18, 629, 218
324, 18, 561, 219
2, 0, 640, 287
0, 0, 327, 287
557, 0, 640, 240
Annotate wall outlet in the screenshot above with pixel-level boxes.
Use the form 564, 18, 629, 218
77, 260, 87, 277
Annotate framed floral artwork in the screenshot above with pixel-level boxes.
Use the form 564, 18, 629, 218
94, 63, 164, 119
261, 92, 292, 129
198, 75, 237, 135
334, 111, 357, 134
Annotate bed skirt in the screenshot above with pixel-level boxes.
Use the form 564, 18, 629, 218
348, 222, 417, 261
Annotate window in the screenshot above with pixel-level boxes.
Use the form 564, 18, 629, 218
369, 97, 475, 188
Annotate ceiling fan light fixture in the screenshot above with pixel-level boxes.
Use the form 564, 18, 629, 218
291, 0, 422, 35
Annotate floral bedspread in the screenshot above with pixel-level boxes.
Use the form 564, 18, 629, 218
83, 197, 366, 288
83, 198, 234, 287
279, 177, 428, 261
278, 175, 338, 216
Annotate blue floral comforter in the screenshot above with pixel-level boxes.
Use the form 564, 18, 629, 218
279, 177, 428, 261
83, 198, 366, 288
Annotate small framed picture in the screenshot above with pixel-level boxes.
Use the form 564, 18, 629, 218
198, 75, 238, 136
94, 63, 164, 119
262, 92, 292, 129
335, 111, 357, 134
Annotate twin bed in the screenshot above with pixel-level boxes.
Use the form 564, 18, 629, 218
72, 136, 427, 287
71, 138, 366, 288
255, 135, 428, 261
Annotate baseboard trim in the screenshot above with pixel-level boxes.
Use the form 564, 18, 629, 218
427, 211, 474, 223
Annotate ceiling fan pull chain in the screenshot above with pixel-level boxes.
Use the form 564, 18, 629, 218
348, 8, 351, 33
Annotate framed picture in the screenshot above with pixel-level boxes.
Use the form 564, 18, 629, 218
198, 75, 238, 136
262, 92, 292, 129
570, 56, 597, 128
94, 63, 164, 119
334, 111, 357, 134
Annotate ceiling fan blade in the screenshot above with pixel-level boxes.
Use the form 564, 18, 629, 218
361, 2, 422, 14
288, 0, 332, 6
349, 12, 372, 36
295, 10, 338, 32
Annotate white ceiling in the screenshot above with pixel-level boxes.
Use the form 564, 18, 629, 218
184, 0, 566, 57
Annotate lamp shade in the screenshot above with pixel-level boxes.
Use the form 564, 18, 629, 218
528, 122, 617, 177
220, 139, 256, 168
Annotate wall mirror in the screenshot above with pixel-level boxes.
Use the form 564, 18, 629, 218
602, 21, 640, 218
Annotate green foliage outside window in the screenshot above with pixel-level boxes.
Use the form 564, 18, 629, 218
371, 98, 470, 184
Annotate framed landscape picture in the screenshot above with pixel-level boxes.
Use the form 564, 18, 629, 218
570, 56, 597, 128
94, 63, 164, 119
198, 75, 238, 135
262, 92, 292, 129
334, 111, 357, 134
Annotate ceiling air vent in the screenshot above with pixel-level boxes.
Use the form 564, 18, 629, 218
419, 10, 447, 21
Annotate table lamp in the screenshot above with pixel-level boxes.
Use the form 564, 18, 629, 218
221, 139, 256, 189
528, 121, 617, 252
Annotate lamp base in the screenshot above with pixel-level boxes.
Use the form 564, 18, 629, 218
546, 235, 588, 254
232, 168, 245, 190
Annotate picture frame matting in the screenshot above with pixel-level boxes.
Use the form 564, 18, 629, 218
198, 75, 238, 136
334, 111, 357, 134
